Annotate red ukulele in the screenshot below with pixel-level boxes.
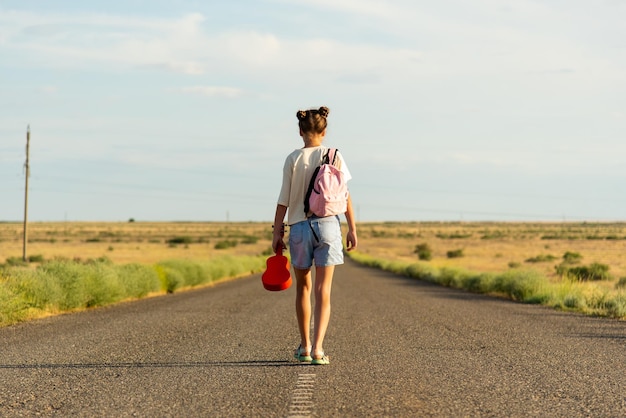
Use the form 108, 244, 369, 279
262, 225, 292, 291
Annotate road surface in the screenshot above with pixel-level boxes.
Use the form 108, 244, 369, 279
0, 259, 624, 417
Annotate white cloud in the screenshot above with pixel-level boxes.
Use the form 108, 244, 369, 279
0, 9, 423, 80
12, 2, 610, 86
0, 11, 210, 73
274, 0, 625, 83
212, 31, 282, 68
278, 0, 407, 20
2, 4, 624, 84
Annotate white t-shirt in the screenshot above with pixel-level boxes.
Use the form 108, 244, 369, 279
277, 145, 352, 225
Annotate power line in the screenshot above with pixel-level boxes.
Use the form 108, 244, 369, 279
350, 183, 626, 204
28, 187, 275, 205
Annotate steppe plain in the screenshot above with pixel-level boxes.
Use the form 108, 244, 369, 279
2, 221, 625, 282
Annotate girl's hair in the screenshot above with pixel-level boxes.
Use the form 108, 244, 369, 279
296, 106, 329, 134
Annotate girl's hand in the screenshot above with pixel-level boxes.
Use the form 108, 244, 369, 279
346, 230, 357, 251
272, 206, 288, 253
272, 235, 286, 254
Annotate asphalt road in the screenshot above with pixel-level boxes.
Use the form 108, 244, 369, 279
0, 259, 624, 417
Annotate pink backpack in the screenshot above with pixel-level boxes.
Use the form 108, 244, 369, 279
304, 148, 348, 217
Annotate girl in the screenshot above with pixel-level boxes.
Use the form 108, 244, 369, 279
272, 106, 357, 365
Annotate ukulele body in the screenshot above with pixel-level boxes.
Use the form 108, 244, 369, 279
262, 249, 292, 291
262, 226, 292, 292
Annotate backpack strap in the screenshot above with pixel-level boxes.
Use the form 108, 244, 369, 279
327, 148, 339, 166
304, 165, 320, 214
322, 149, 330, 165
303, 148, 337, 215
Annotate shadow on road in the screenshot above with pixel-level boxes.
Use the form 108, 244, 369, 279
0, 360, 307, 369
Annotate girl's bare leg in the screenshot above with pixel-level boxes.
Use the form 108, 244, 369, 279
312, 265, 335, 357
294, 267, 312, 352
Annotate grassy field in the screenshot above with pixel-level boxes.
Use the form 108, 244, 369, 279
1, 221, 625, 322
3, 220, 626, 286
5, 221, 625, 271
0, 221, 274, 265
0, 222, 274, 326
354, 222, 626, 280
352, 222, 626, 319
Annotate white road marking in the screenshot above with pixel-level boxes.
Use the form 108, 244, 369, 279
287, 373, 316, 418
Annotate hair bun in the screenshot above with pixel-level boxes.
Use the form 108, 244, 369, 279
318, 106, 329, 118
296, 110, 307, 120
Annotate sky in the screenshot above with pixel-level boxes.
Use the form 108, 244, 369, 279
1, 0, 625, 223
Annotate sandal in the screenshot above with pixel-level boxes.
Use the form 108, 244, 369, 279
294, 345, 312, 362
311, 353, 330, 365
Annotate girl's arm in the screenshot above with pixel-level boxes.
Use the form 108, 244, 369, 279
272, 204, 288, 253
344, 195, 358, 251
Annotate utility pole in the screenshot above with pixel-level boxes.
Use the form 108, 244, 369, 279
22, 125, 30, 262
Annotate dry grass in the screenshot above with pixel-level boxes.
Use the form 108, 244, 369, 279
353, 222, 626, 284
3, 221, 624, 321
4, 222, 626, 285
0, 221, 274, 265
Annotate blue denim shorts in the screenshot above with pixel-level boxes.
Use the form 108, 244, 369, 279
288, 216, 344, 269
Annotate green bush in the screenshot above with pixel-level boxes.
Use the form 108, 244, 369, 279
39, 260, 90, 309
240, 235, 259, 244
562, 251, 583, 264
215, 240, 238, 250
154, 264, 184, 293
436, 233, 472, 239
481, 231, 506, 239
0, 255, 267, 327
446, 249, 464, 258
154, 256, 265, 293
438, 267, 465, 287
525, 254, 557, 263
4, 267, 64, 310
616, 277, 626, 289
28, 254, 45, 263
403, 263, 438, 282
167, 236, 193, 245
157, 260, 205, 288
0, 285, 29, 325
556, 262, 612, 281
203, 256, 265, 281
462, 272, 495, 294
25, 258, 147, 310
117, 264, 160, 298
5, 257, 27, 267
605, 295, 626, 318
564, 294, 586, 309
414, 243, 432, 261
492, 270, 547, 302
82, 262, 124, 307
